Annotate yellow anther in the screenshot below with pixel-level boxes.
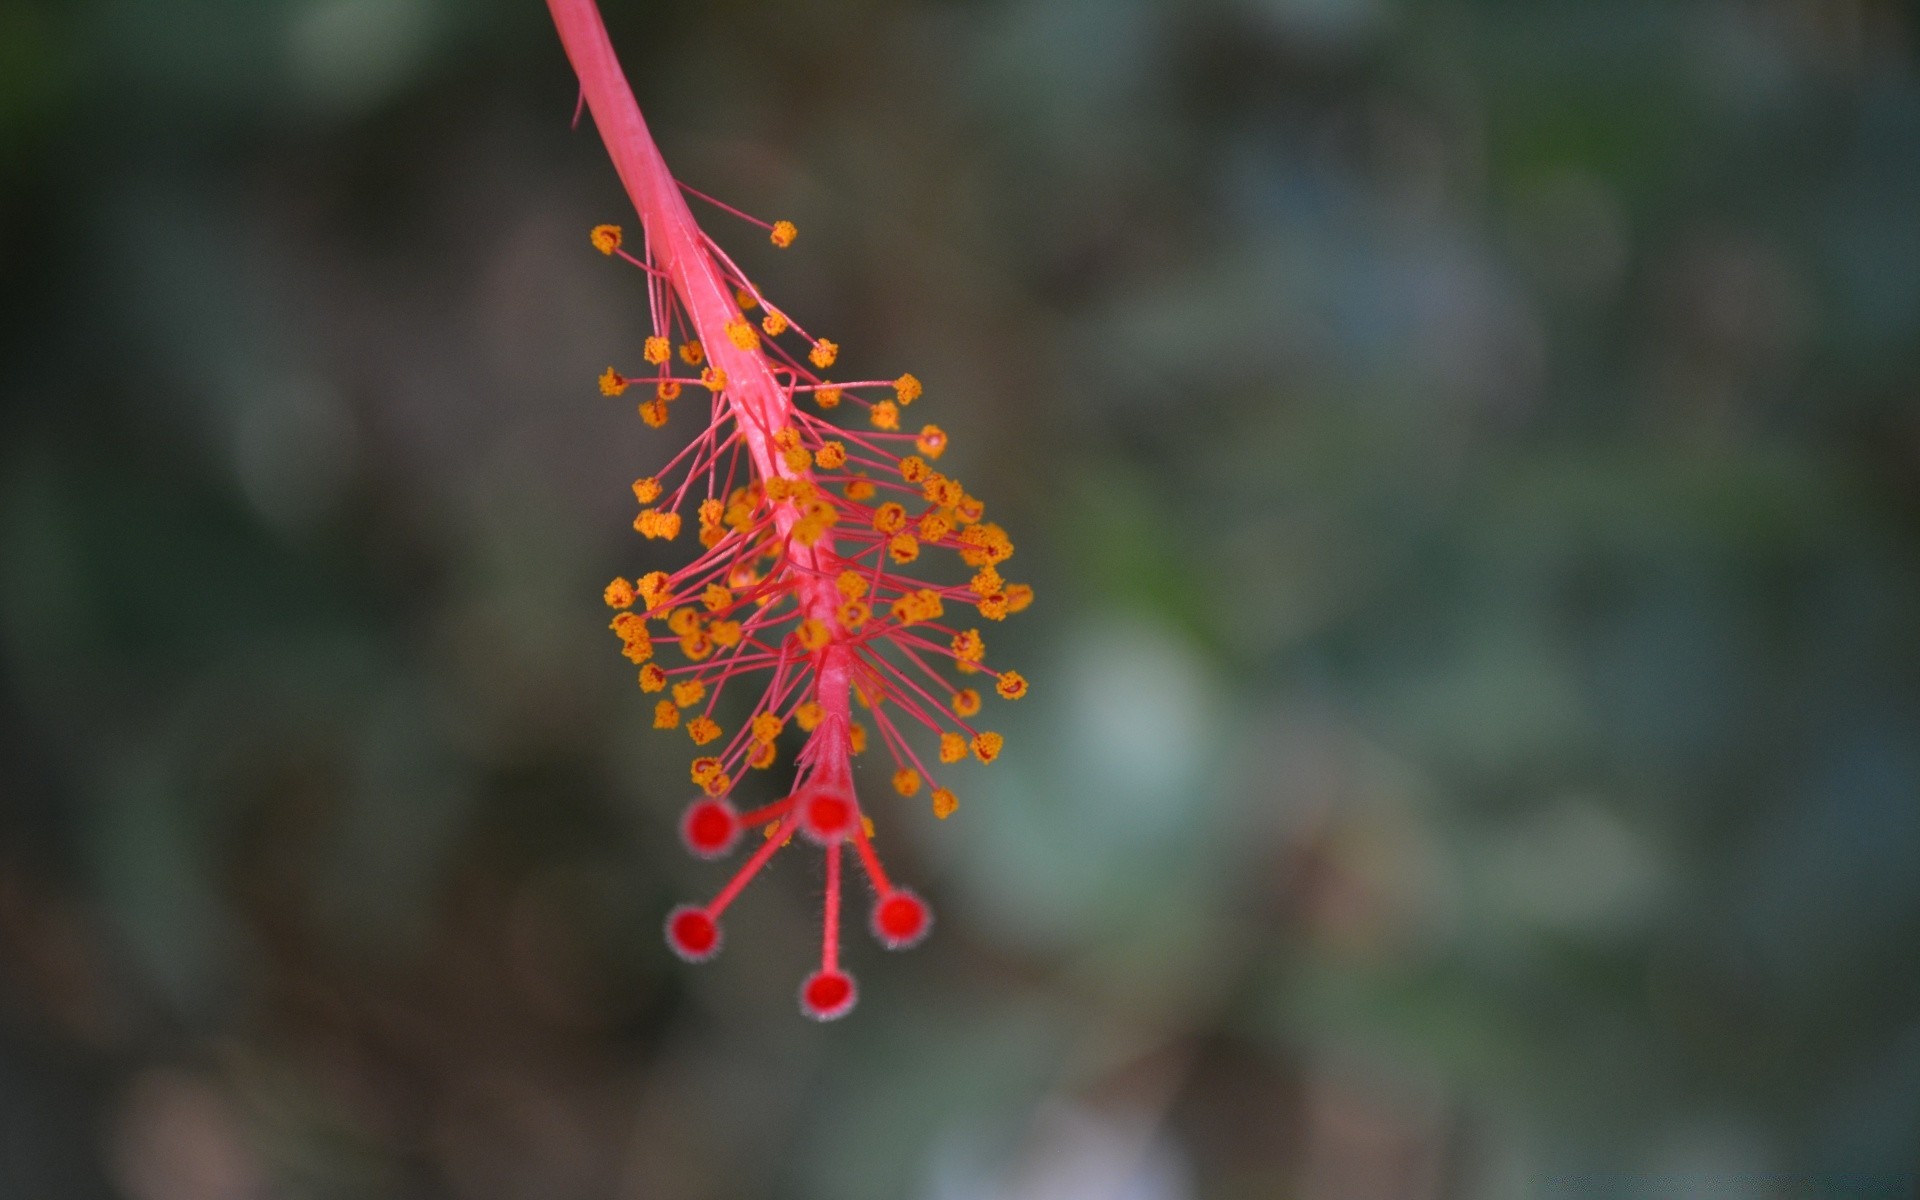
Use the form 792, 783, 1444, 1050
815, 441, 847, 469
784, 446, 813, 472
653, 700, 681, 729
957, 522, 1013, 567
892, 769, 921, 797
679, 628, 714, 661
955, 495, 985, 525
836, 570, 869, 600
809, 339, 838, 368
610, 612, 652, 663
838, 599, 870, 631
680, 340, 704, 365
750, 712, 784, 743
657, 380, 682, 401
604, 577, 637, 610
872, 502, 907, 534
894, 373, 922, 403
770, 219, 797, 248
889, 589, 940, 626
814, 385, 842, 408
971, 731, 1003, 763
687, 716, 721, 745
598, 367, 627, 396
702, 583, 732, 611
691, 756, 723, 784
700, 366, 728, 392
952, 689, 981, 717
792, 516, 829, 547
797, 618, 830, 651
844, 478, 875, 501
667, 610, 701, 638
725, 318, 759, 350
632, 477, 662, 504
951, 628, 985, 663
870, 400, 900, 430
923, 474, 963, 508
996, 671, 1028, 700
917, 425, 948, 458
939, 732, 966, 763
635, 508, 682, 540
1005, 583, 1034, 613
710, 619, 743, 647
749, 740, 777, 769
978, 593, 1009, 621
899, 455, 929, 483
639, 663, 667, 692
702, 770, 733, 796
888, 532, 920, 563
916, 512, 951, 546
862, 816, 876, 838
761, 311, 788, 336
644, 336, 670, 365
773, 428, 801, 452
590, 224, 622, 254
735, 288, 758, 311
637, 570, 671, 609
932, 788, 958, 819
639, 398, 670, 427
672, 679, 706, 708
795, 700, 824, 731
849, 722, 868, 753
610, 625, 654, 663
697, 498, 723, 528
969, 566, 1003, 597
765, 477, 796, 503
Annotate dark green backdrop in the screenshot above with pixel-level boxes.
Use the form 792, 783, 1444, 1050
3, 1, 1918, 1196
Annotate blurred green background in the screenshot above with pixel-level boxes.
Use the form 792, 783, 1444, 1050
4, 0, 1920, 1196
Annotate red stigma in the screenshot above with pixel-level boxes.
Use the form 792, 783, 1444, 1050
871, 889, 932, 950
665, 905, 721, 962
799, 969, 857, 1021
680, 799, 740, 858
799, 791, 856, 844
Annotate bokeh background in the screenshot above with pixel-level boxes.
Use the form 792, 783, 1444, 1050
5, 0, 1920, 1196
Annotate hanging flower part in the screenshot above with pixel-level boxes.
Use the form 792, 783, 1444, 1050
549, 0, 1031, 1019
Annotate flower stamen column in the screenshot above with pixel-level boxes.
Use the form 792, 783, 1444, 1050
549, 0, 1030, 1019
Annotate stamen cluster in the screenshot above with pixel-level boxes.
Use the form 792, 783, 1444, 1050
551, 0, 1030, 1018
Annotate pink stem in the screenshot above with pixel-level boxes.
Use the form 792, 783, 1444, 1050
852, 821, 892, 895
705, 812, 795, 917
822, 840, 842, 971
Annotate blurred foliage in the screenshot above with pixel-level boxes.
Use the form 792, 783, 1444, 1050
4, 0, 1920, 1197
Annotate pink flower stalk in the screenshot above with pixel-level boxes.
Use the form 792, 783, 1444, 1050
548, 0, 1031, 1019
